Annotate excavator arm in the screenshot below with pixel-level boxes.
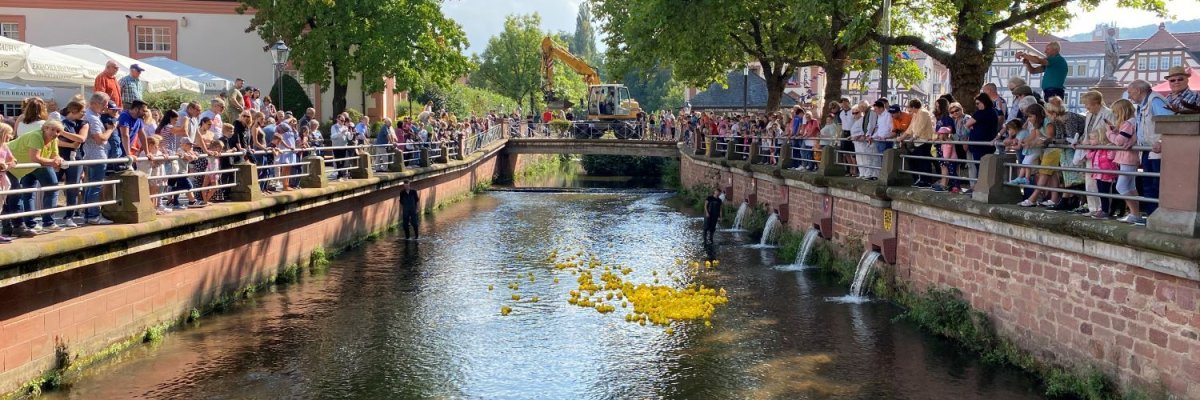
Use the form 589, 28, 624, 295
541, 36, 600, 109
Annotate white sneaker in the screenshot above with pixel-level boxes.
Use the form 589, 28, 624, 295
157, 206, 173, 214
42, 223, 66, 233
86, 217, 114, 225
61, 219, 79, 229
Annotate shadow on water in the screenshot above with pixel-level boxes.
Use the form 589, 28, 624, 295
43, 188, 1044, 400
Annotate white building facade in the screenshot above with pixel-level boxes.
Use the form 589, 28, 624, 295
0, 0, 401, 120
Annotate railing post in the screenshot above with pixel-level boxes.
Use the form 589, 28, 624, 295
229, 161, 261, 202
779, 141, 792, 168
351, 151, 373, 179
420, 147, 432, 167
300, 155, 327, 188
726, 140, 738, 161
1148, 114, 1200, 237
818, 146, 844, 177
102, 170, 155, 223
747, 138, 760, 164
878, 147, 913, 187
388, 147, 405, 173
971, 153, 1022, 204
437, 143, 450, 164
705, 138, 716, 158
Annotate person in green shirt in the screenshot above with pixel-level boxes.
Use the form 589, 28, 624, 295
1017, 41, 1068, 101
6, 120, 65, 233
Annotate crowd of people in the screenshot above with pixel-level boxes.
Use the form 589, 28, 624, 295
681, 43, 1199, 227
0, 66, 507, 243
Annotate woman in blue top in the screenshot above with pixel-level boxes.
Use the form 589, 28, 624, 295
965, 93, 999, 186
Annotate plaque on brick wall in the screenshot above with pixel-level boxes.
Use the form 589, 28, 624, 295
882, 208, 895, 233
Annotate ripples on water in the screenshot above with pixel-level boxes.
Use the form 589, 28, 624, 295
45, 191, 1044, 400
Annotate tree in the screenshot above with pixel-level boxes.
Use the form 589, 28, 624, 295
873, 0, 1166, 112
474, 14, 544, 115
269, 73, 315, 116
622, 67, 676, 113
572, 2, 600, 66
595, 0, 828, 112
237, 0, 472, 117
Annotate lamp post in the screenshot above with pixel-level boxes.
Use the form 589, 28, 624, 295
742, 66, 749, 115
270, 39, 290, 111
879, 0, 891, 100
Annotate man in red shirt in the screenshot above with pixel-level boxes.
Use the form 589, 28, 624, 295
94, 61, 121, 108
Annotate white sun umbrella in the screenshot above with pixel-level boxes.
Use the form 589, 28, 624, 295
0, 36, 103, 87
0, 82, 53, 102
49, 44, 201, 93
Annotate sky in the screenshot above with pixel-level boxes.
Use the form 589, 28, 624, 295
1058, 0, 1200, 37
441, 0, 595, 56
440, 0, 1200, 56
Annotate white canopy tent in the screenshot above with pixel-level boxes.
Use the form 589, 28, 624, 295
0, 82, 53, 102
139, 56, 232, 94
0, 36, 103, 87
49, 44, 202, 94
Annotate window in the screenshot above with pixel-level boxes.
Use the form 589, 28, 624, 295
1138, 57, 1147, 71
1, 103, 20, 117
1161, 56, 1172, 70
1172, 55, 1183, 69
0, 15, 23, 41
127, 19, 178, 60
1148, 56, 1159, 71
1077, 64, 1087, 77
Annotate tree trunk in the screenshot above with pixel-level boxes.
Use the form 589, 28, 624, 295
763, 69, 787, 113
822, 61, 847, 117
331, 61, 348, 117
948, 43, 990, 114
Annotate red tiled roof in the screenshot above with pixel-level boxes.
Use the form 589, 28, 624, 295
1175, 32, 1200, 51
1025, 28, 1067, 45
1131, 25, 1187, 52
1056, 39, 1143, 56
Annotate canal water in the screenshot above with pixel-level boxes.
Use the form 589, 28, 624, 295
45, 190, 1044, 399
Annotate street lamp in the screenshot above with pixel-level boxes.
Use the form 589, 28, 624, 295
742, 66, 749, 115
270, 39, 290, 110
879, 0, 892, 99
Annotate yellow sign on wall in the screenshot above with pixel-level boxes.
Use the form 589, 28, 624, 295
882, 209, 894, 232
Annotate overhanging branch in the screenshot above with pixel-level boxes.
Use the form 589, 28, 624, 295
990, 0, 1070, 33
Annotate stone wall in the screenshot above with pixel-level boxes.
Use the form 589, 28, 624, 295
680, 152, 1200, 398
0, 143, 511, 394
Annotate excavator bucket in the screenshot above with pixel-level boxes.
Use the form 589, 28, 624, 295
546, 99, 573, 110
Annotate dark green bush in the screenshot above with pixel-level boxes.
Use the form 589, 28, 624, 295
269, 74, 314, 117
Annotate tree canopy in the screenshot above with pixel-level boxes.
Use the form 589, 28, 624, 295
237, 0, 472, 117
594, 0, 825, 112
473, 14, 588, 117
873, 0, 1167, 111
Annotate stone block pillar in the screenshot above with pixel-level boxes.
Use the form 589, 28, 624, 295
1148, 114, 1200, 237
726, 141, 739, 161
878, 147, 913, 187
972, 153, 1022, 204
818, 146, 845, 177
388, 147, 405, 173
706, 138, 717, 158
779, 141, 792, 168
300, 155, 327, 189
437, 144, 450, 164
229, 162, 261, 202
748, 139, 760, 164
351, 153, 373, 179
102, 170, 155, 224
420, 148, 432, 167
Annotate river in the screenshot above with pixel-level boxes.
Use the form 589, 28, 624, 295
44, 188, 1044, 399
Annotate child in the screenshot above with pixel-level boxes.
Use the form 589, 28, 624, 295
1004, 120, 1032, 185
203, 140, 225, 204
1104, 99, 1143, 225
137, 135, 170, 214
0, 123, 14, 243
178, 138, 201, 208
932, 126, 958, 193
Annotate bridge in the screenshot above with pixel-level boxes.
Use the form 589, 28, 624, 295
503, 138, 680, 158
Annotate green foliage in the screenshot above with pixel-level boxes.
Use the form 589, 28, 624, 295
580, 155, 665, 177
142, 322, 169, 344
237, 0, 472, 115
142, 90, 202, 114
418, 81, 521, 118
269, 74, 314, 117
310, 247, 330, 270
548, 119, 572, 135
274, 263, 302, 285
344, 108, 364, 123
186, 308, 201, 324
571, 2, 600, 67
368, 121, 384, 138
474, 14, 544, 111
660, 158, 680, 189
621, 66, 680, 114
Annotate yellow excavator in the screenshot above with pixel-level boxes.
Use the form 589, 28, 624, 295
540, 36, 643, 138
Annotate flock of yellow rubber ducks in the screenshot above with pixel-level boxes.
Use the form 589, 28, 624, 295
492, 249, 729, 335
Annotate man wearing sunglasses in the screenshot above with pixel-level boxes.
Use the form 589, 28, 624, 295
1164, 66, 1199, 115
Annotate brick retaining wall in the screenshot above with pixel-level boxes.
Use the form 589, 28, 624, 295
681, 153, 1200, 398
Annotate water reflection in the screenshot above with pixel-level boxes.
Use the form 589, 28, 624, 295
45, 191, 1043, 400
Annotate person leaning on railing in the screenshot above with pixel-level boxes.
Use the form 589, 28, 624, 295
896, 99, 935, 188
6, 121, 66, 235
0, 123, 15, 241
1104, 99, 1145, 225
